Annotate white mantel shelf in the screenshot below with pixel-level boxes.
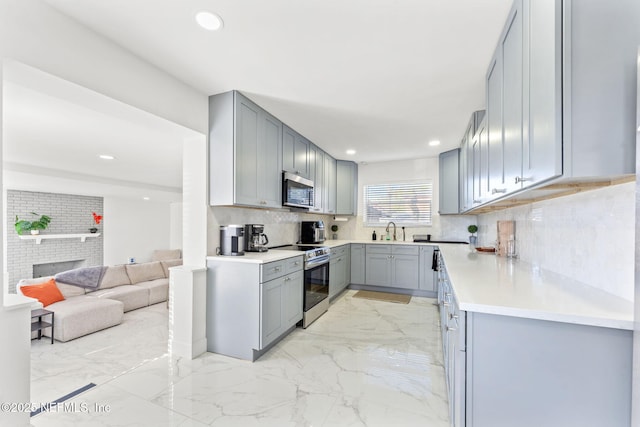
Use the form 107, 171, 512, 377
18, 233, 101, 244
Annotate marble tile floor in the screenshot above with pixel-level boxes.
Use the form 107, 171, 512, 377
30, 291, 449, 426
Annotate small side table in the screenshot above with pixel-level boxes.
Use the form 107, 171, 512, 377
31, 308, 54, 344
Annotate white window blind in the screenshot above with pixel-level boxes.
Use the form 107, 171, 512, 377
363, 181, 433, 226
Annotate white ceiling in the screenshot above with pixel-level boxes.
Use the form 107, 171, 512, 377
40, 0, 512, 164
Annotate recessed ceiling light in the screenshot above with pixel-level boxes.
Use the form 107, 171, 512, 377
195, 11, 223, 31
99, 154, 115, 160
143, 197, 150, 201
346, 149, 356, 155
428, 140, 441, 147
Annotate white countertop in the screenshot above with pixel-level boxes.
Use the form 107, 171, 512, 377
438, 244, 634, 330
207, 250, 303, 264
206, 240, 632, 330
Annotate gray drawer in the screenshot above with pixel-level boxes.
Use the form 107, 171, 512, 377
366, 244, 391, 254
392, 245, 420, 255
261, 260, 286, 283
284, 256, 303, 274
330, 244, 348, 259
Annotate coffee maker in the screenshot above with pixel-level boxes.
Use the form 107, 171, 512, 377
245, 224, 269, 252
219, 225, 245, 256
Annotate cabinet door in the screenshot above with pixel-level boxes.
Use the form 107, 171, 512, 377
335, 250, 349, 294
234, 94, 261, 206
365, 253, 391, 286
310, 147, 324, 212
391, 255, 419, 289
260, 277, 284, 348
459, 136, 469, 212
350, 244, 366, 284
336, 160, 358, 215
258, 110, 283, 208
524, 0, 562, 188
502, 1, 524, 194
486, 51, 505, 200
323, 154, 337, 214
439, 148, 460, 214
329, 257, 339, 299
282, 125, 309, 178
283, 271, 303, 327
418, 246, 436, 291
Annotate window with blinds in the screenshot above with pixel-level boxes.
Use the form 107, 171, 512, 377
363, 181, 433, 226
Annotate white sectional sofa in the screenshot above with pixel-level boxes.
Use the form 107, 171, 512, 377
18, 255, 182, 342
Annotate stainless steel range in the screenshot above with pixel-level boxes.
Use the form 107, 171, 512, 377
274, 245, 330, 328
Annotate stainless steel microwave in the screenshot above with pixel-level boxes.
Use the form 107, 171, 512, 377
282, 172, 314, 209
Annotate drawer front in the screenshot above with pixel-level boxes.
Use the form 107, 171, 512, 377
261, 260, 286, 282
284, 256, 304, 274
366, 244, 392, 255
392, 245, 420, 255
330, 244, 348, 259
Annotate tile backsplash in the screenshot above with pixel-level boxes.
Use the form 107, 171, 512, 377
477, 182, 634, 301
207, 182, 634, 302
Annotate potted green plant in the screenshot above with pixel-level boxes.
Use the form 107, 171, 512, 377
15, 212, 52, 235
467, 224, 478, 246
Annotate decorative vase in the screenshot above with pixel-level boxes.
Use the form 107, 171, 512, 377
30, 230, 40, 235
89, 227, 98, 234
469, 235, 477, 246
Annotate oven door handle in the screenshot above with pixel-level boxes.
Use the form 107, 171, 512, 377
305, 255, 330, 269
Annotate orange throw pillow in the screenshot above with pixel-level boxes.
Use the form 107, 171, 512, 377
21, 278, 65, 307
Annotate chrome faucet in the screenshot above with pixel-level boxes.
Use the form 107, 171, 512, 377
385, 221, 397, 241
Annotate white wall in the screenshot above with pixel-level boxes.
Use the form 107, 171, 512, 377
103, 197, 173, 265
477, 182, 635, 301
0, 0, 207, 134
170, 202, 183, 250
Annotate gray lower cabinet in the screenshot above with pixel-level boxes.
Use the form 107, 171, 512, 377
329, 244, 350, 299
350, 244, 365, 285
336, 160, 358, 216
209, 90, 282, 208
418, 246, 436, 291
206, 255, 303, 361
365, 245, 419, 289
438, 257, 632, 427
261, 269, 303, 348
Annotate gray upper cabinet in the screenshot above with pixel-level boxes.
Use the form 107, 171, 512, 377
209, 91, 282, 208
336, 160, 358, 216
323, 154, 337, 214
282, 125, 310, 178
438, 149, 460, 215
468, 0, 640, 211
309, 145, 325, 213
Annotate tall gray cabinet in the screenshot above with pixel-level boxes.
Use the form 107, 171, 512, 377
438, 149, 460, 215
336, 160, 358, 215
209, 91, 283, 208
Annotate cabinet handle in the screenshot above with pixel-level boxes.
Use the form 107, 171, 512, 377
449, 313, 458, 320
275, 267, 282, 272
473, 199, 481, 204
446, 326, 457, 332
515, 176, 532, 184
294, 261, 300, 266
491, 188, 507, 194
285, 277, 291, 282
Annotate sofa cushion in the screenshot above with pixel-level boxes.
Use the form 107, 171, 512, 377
20, 278, 65, 307
99, 265, 132, 289
151, 249, 182, 261
44, 296, 124, 342
160, 259, 183, 277
126, 262, 165, 284
89, 285, 149, 312
134, 278, 169, 305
